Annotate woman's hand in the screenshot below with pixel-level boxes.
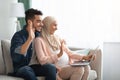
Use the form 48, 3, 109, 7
83, 54, 95, 61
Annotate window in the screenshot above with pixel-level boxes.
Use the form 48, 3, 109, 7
31, 0, 120, 48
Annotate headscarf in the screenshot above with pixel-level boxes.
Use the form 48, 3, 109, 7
42, 16, 60, 51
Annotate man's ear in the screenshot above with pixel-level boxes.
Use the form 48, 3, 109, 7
27, 20, 32, 24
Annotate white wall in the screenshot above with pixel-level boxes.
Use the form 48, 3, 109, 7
103, 42, 120, 80
31, 0, 120, 49
104, 0, 120, 42
0, 0, 17, 40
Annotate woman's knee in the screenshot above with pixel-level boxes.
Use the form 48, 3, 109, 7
75, 67, 84, 74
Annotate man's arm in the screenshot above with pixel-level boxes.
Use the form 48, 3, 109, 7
20, 21, 35, 55
10, 32, 32, 56
20, 37, 33, 55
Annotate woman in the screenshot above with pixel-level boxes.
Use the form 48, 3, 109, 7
33, 16, 93, 80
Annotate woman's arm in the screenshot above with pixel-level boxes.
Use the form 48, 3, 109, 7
34, 37, 58, 65
63, 44, 93, 61
62, 42, 84, 61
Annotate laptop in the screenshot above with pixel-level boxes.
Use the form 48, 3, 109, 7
70, 46, 99, 66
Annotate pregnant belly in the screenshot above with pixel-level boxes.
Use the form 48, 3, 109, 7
57, 52, 69, 67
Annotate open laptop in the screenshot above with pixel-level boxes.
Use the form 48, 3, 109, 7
70, 46, 99, 66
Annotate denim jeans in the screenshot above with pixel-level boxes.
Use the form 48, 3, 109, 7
15, 64, 56, 80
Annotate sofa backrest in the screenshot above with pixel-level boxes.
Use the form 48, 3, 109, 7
1, 40, 13, 74
0, 40, 6, 74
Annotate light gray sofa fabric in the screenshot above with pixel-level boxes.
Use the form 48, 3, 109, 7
1, 40, 13, 74
0, 75, 24, 80
88, 70, 97, 80
0, 39, 101, 80
0, 75, 45, 80
0, 41, 5, 74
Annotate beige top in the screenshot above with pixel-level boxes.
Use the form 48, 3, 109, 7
29, 37, 58, 65
29, 36, 84, 68
29, 37, 69, 67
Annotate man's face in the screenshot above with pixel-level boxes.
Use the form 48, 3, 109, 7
32, 15, 43, 32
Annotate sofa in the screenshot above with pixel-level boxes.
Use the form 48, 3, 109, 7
0, 39, 102, 80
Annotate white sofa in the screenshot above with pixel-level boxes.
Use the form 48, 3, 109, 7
0, 39, 102, 80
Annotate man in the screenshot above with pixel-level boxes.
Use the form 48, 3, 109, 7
10, 8, 56, 80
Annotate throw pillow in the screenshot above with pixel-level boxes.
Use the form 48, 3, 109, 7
72, 49, 90, 55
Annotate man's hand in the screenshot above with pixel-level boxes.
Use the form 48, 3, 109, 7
27, 20, 35, 41
20, 20, 35, 54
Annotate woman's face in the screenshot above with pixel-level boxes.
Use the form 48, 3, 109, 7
49, 21, 57, 34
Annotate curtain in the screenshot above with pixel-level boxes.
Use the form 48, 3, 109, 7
18, 0, 31, 29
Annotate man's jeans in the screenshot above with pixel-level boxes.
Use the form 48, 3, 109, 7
15, 64, 56, 80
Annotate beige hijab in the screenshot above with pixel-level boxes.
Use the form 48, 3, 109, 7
42, 16, 60, 51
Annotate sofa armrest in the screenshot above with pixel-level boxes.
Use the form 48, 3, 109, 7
68, 46, 84, 51
89, 49, 102, 80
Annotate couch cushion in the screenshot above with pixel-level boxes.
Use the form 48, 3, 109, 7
0, 75, 24, 80
1, 40, 13, 74
0, 40, 6, 74
37, 77, 45, 80
88, 70, 97, 80
0, 75, 45, 80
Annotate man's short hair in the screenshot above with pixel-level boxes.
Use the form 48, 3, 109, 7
25, 8, 43, 23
